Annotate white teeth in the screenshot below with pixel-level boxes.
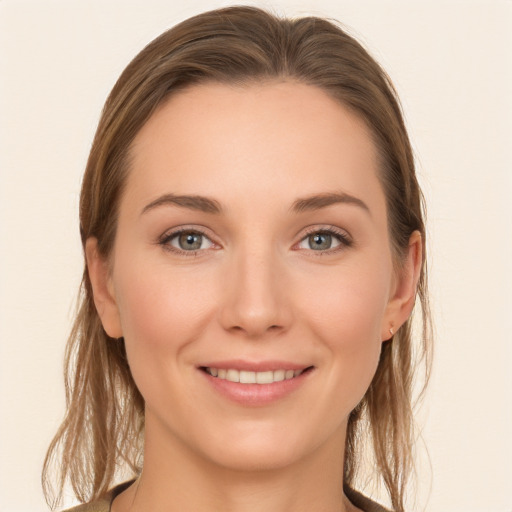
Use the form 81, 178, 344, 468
205, 367, 306, 384
226, 369, 239, 382
255, 371, 273, 384
273, 369, 285, 382
240, 370, 256, 384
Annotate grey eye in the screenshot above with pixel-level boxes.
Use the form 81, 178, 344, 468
169, 231, 213, 251
297, 231, 344, 251
308, 233, 332, 250
179, 232, 202, 250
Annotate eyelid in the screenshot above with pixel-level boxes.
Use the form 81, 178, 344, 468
294, 225, 353, 253
158, 225, 220, 255
157, 224, 352, 256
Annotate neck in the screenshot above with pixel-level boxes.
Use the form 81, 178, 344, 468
113, 413, 360, 512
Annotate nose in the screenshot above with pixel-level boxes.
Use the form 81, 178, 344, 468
218, 247, 292, 339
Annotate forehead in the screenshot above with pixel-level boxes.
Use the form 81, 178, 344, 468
125, 81, 385, 218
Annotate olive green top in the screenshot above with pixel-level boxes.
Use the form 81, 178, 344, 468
63, 481, 392, 512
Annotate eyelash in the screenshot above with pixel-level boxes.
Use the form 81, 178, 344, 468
158, 227, 216, 256
296, 226, 353, 255
158, 225, 353, 256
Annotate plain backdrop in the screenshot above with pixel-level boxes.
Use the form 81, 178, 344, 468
0, 1, 511, 511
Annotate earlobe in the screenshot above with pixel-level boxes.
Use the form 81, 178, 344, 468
382, 231, 422, 340
85, 238, 123, 339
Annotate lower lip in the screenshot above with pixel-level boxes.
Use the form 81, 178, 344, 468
200, 369, 313, 406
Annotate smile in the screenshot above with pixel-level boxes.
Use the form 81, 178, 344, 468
199, 362, 315, 405
204, 367, 307, 384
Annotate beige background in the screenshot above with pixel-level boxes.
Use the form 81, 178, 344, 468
0, 1, 511, 511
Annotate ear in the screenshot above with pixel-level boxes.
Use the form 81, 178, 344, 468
381, 231, 422, 341
85, 237, 123, 339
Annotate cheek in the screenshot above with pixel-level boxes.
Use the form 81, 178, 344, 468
111, 256, 223, 419
302, 260, 390, 342
111, 254, 221, 383
297, 260, 390, 399
115, 256, 211, 338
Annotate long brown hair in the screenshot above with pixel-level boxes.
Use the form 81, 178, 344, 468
43, 6, 432, 511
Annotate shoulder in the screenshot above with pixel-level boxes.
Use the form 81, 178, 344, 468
344, 485, 393, 512
61, 480, 135, 512
61, 499, 110, 512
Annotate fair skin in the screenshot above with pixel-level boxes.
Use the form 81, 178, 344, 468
87, 81, 421, 512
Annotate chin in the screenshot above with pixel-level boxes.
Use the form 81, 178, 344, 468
189, 417, 343, 474
204, 439, 307, 473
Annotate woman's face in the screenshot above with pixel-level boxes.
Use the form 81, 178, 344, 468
89, 81, 415, 472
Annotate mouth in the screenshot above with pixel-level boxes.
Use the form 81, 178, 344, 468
201, 366, 313, 384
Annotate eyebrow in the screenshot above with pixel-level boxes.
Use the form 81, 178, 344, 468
141, 194, 222, 216
140, 191, 370, 217
291, 192, 371, 215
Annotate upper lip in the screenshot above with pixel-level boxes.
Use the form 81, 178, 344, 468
199, 360, 312, 372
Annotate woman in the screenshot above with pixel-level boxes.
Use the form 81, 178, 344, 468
43, 6, 432, 512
